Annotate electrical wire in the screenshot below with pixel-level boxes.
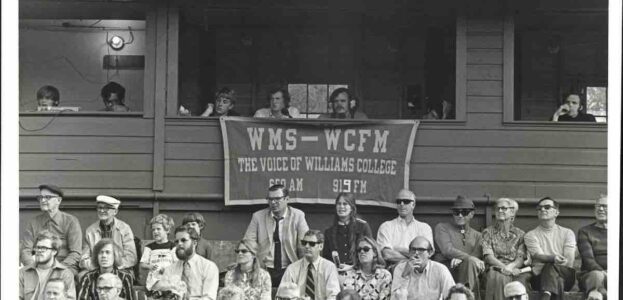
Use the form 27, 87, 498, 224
19, 109, 75, 132
124, 26, 135, 45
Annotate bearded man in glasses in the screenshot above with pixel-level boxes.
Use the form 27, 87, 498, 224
21, 184, 83, 275
524, 197, 577, 300
433, 196, 484, 299
279, 230, 340, 300
376, 189, 433, 269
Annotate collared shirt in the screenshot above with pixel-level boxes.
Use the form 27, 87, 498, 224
390, 261, 455, 300
20, 260, 76, 300
224, 267, 272, 300
377, 217, 433, 251
279, 257, 340, 300
81, 217, 137, 270
434, 222, 482, 261
524, 224, 576, 275
481, 223, 526, 264
271, 209, 290, 268
20, 211, 82, 272
341, 267, 392, 300
253, 107, 302, 118
157, 254, 219, 300
77, 267, 134, 300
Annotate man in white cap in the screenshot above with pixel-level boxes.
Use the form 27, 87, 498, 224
80, 195, 137, 273
504, 281, 529, 300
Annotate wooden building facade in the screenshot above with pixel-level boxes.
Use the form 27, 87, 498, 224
19, 0, 607, 241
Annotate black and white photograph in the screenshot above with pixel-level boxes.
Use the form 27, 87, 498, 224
2, 0, 621, 299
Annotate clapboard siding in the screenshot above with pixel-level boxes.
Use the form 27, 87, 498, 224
20, 136, 153, 153
165, 143, 223, 160
467, 65, 503, 80
19, 116, 153, 137
466, 49, 502, 65
467, 96, 503, 113
466, 34, 503, 49
20, 154, 153, 171
20, 171, 153, 189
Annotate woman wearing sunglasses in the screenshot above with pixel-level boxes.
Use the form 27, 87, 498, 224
323, 193, 373, 268
340, 236, 392, 300
481, 198, 531, 300
224, 239, 272, 300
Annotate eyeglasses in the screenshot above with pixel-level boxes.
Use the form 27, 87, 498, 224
96, 205, 115, 212
357, 246, 372, 253
506, 295, 527, 300
496, 206, 512, 212
409, 247, 429, 254
395, 199, 414, 205
34, 246, 54, 252
96, 286, 116, 292
234, 249, 250, 254
301, 240, 321, 247
536, 205, 556, 211
267, 196, 286, 202
37, 195, 57, 202
595, 204, 607, 210
452, 210, 473, 216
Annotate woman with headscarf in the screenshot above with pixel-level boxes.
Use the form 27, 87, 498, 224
340, 236, 392, 300
224, 239, 272, 300
323, 192, 373, 267
481, 198, 531, 300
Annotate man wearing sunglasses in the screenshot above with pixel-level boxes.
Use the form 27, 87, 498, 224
80, 195, 137, 274
244, 184, 310, 287
151, 226, 219, 300
19, 230, 76, 300
391, 236, 455, 300
279, 230, 340, 300
21, 184, 83, 275
524, 197, 577, 300
577, 195, 608, 300
433, 196, 484, 299
377, 189, 433, 268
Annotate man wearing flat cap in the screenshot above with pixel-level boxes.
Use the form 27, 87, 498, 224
434, 196, 484, 299
504, 281, 528, 300
80, 195, 137, 273
20, 184, 83, 275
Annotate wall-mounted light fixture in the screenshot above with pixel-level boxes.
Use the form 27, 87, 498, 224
108, 35, 125, 50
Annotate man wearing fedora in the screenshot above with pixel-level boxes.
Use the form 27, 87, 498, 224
80, 195, 137, 273
434, 196, 484, 299
21, 184, 83, 275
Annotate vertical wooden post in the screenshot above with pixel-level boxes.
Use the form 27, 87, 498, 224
455, 16, 467, 121
502, 15, 515, 122
152, 5, 168, 191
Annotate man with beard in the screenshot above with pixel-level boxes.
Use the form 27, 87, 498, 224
390, 236, 455, 300
319, 88, 368, 119
244, 184, 309, 287
96, 273, 125, 300
577, 195, 608, 300
151, 226, 219, 300
377, 189, 433, 268
21, 184, 82, 275
81, 195, 137, 273
20, 230, 76, 300
524, 197, 577, 300
278, 230, 340, 300
434, 196, 484, 299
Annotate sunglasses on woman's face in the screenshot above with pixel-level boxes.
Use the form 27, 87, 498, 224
234, 249, 250, 254
357, 246, 373, 253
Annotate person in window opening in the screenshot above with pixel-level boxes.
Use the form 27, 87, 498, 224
37, 85, 60, 109
551, 93, 596, 122
319, 88, 368, 119
101, 82, 130, 112
179, 87, 241, 117
254, 87, 301, 118
422, 98, 453, 120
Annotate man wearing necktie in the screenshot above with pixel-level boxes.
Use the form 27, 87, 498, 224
150, 226, 219, 300
244, 184, 310, 287
279, 230, 340, 300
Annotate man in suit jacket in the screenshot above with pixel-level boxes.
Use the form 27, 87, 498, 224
243, 184, 310, 287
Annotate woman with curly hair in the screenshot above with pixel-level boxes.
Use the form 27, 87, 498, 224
340, 236, 392, 300
224, 239, 272, 300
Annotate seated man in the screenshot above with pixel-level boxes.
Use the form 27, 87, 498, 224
254, 87, 301, 118
21, 184, 82, 275
551, 93, 596, 122
577, 195, 608, 300
37, 85, 60, 109
78, 239, 135, 300
504, 281, 529, 300
279, 230, 340, 300
434, 196, 484, 299
377, 189, 433, 268
181, 212, 212, 259
319, 88, 367, 119
524, 197, 577, 300
19, 230, 76, 300
391, 236, 455, 300
101, 81, 130, 112
44, 278, 71, 300
96, 273, 125, 300
81, 195, 137, 273
150, 226, 219, 300
179, 87, 241, 117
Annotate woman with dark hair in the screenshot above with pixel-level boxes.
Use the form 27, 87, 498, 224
340, 236, 392, 300
322, 192, 373, 266
224, 239, 272, 300
78, 238, 135, 300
